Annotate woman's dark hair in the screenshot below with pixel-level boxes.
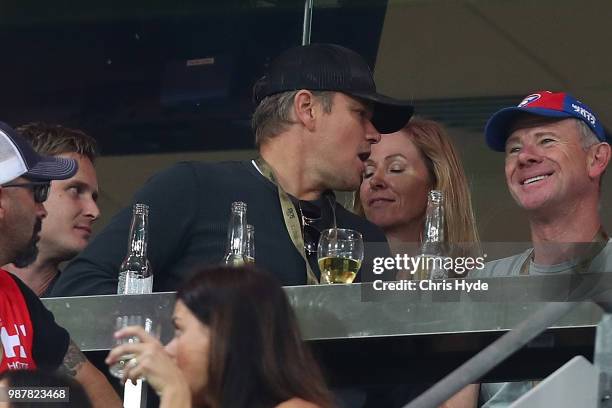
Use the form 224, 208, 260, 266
177, 266, 334, 408
0, 369, 92, 408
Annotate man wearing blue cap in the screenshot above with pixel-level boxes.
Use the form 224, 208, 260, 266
475, 90, 611, 278
472, 91, 611, 407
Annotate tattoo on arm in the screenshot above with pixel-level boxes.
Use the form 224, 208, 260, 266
58, 339, 86, 377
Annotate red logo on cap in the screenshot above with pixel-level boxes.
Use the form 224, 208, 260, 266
519, 91, 566, 110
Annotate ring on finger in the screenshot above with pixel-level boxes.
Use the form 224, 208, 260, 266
128, 357, 138, 368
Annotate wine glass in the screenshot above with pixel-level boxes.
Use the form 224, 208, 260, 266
317, 228, 364, 284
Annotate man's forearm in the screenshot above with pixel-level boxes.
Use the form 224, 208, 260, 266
59, 340, 122, 408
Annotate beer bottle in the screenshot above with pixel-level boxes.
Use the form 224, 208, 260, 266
414, 190, 449, 280
117, 203, 153, 294
223, 202, 248, 266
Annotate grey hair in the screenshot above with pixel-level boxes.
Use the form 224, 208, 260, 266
576, 119, 600, 150
251, 90, 334, 148
575, 119, 608, 191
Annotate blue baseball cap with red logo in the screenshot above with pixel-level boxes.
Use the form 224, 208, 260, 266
485, 91, 609, 152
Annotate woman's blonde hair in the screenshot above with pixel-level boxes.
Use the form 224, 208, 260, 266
355, 117, 480, 252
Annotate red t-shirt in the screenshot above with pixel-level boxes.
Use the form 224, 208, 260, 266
0, 269, 37, 371
0, 269, 69, 373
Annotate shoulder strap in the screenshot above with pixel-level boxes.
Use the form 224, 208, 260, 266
254, 158, 319, 284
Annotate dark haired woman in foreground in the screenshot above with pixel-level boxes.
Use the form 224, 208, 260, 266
106, 266, 334, 408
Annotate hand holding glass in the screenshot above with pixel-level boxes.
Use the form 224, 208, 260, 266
317, 228, 363, 284
109, 315, 161, 379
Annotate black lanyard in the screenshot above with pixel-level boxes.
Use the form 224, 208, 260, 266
254, 158, 319, 285
519, 228, 609, 276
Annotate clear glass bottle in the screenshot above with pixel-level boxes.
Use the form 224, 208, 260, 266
414, 190, 448, 280
117, 203, 153, 294
245, 224, 255, 264
223, 202, 248, 266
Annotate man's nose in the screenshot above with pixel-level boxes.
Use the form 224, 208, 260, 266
517, 144, 544, 166
84, 197, 101, 222
366, 120, 381, 144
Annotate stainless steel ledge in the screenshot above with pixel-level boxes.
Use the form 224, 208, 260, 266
42, 278, 605, 352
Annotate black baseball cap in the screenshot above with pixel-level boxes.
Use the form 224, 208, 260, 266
0, 121, 77, 185
253, 43, 414, 134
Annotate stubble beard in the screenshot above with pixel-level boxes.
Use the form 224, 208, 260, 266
324, 167, 360, 192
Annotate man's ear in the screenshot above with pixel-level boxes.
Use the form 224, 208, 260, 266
588, 142, 611, 179
293, 90, 318, 131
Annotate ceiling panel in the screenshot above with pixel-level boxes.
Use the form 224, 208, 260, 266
375, 0, 612, 104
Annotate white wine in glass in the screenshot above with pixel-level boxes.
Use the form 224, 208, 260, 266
318, 256, 361, 284
317, 228, 364, 284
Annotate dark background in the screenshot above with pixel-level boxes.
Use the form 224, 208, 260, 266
0, 1, 387, 154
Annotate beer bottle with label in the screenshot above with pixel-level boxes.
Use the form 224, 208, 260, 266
117, 203, 153, 294
414, 190, 449, 280
223, 202, 248, 266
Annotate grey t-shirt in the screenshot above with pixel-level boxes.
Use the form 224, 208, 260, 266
471, 240, 612, 407
470, 240, 612, 278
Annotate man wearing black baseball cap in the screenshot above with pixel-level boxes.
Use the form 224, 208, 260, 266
252, 43, 413, 196
52, 43, 408, 297
471, 91, 611, 406
253, 44, 413, 198
253, 43, 414, 134
0, 121, 122, 407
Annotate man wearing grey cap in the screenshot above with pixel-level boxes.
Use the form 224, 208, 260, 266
471, 91, 611, 407
0, 121, 121, 408
51, 43, 414, 295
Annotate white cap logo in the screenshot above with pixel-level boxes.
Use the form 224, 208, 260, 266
518, 93, 541, 107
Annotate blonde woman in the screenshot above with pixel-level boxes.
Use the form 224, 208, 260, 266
357, 117, 480, 259
356, 117, 480, 408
